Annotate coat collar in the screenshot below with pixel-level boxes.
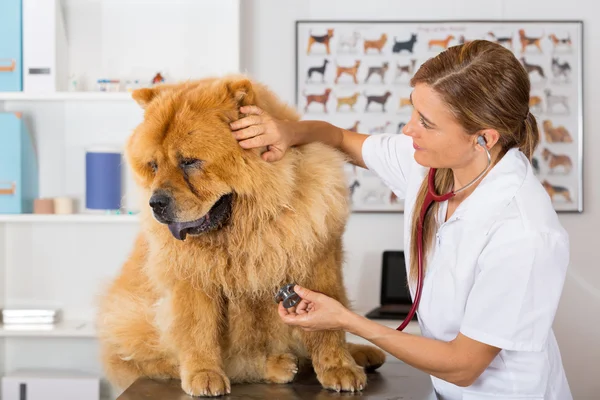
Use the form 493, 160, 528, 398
442, 148, 529, 231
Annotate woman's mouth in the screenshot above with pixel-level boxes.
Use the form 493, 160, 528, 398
413, 142, 422, 150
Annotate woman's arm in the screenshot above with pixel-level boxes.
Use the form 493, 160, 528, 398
344, 313, 500, 387
279, 285, 500, 388
230, 106, 369, 167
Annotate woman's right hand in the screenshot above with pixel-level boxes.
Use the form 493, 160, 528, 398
230, 106, 295, 162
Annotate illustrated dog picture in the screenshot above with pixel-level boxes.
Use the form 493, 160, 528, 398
369, 121, 391, 134
548, 33, 572, 52
335, 92, 360, 112
428, 34, 455, 51
487, 31, 513, 49
364, 91, 392, 112
520, 57, 546, 81
364, 62, 389, 83
398, 97, 412, 111
396, 122, 406, 134
395, 59, 417, 82
363, 33, 388, 54
542, 148, 573, 174
392, 33, 417, 54
307, 28, 334, 54
551, 57, 572, 81
303, 88, 332, 113
338, 31, 361, 53
542, 180, 572, 203
306, 59, 329, 83
529, 95, 543, 114
347, 120, 360, 133
542, 120, 573, 143
518, 29, 543, 54
544, 89, 569, 114
97, 76, 386, 397
334, 60, 361, 84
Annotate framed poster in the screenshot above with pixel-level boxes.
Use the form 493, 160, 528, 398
295, 20, 583, 213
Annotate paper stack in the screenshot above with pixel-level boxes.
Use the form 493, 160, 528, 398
1, 308, 61, 325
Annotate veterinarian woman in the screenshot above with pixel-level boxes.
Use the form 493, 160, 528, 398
230, 40, 571, 400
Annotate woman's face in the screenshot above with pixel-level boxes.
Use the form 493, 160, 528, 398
402, 83, 479, 169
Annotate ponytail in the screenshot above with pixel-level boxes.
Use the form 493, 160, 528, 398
519, 112, 540, 160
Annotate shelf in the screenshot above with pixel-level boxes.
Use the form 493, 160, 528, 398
0, 92, 134, 101
0, 321, 96, 338
0, 214, 140, 223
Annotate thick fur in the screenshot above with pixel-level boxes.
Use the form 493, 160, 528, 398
96, 76, 385, 397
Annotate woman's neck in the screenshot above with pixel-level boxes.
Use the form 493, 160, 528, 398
451, 146, 502, 202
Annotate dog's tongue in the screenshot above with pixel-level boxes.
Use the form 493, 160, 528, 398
167, 214, 209, 241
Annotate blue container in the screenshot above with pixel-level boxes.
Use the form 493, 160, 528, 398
0, 0, 23, 92
0, 112, 39, 213
85, 147, 122, 210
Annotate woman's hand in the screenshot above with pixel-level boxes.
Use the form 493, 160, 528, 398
277, 285, 352, 331
230, 106, 295, 162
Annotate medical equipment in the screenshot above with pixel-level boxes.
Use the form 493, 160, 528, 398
275, 283, 302, 309
396, 136, 492, 331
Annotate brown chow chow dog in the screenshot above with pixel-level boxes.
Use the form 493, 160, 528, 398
96, 76, 385, 397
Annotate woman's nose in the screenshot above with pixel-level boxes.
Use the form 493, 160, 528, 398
402, 116, 418, 137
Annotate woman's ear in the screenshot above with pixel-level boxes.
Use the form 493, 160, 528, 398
476, 129, 500, 149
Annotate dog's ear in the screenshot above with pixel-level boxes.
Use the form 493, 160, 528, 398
226, 79, 256, 107
131, 88, 158, 108
132, 83, 182, 109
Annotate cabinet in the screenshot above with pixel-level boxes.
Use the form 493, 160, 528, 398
0, 1, 240, 398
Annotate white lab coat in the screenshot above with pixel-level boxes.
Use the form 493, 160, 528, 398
362, 133, 572, 400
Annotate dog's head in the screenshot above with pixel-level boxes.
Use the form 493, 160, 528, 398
127, 77, 297, 241
326, 29, 334, 38
542, 148, 551, 160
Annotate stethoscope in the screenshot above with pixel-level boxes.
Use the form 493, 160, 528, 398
274, 137, 493, 332
395, 135, 492, 331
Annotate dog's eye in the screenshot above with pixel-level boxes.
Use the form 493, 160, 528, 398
180, 159, 202, 169
149, 161, 158, 172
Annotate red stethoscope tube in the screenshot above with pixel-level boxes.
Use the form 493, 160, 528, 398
396, 168, 455, 331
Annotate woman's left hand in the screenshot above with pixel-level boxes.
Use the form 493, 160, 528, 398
277, 285, 352, 331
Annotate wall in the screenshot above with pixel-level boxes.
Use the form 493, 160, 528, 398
239, 0, 600, 397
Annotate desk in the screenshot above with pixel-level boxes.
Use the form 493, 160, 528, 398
117, 362, 434, 399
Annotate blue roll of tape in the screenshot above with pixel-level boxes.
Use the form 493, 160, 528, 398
85, 147, 122, 210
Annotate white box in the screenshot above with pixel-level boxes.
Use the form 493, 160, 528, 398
22, 0, 68, 92
1, 370, 99, 400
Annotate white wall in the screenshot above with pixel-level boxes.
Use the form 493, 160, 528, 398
240, 0, 600, 397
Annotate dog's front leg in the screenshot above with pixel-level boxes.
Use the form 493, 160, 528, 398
164, 282, 229, 397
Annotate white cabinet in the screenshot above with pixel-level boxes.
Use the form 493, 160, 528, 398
0, 1, 241, 398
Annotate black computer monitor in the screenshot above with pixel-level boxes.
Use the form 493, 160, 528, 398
381, 250, 412, 305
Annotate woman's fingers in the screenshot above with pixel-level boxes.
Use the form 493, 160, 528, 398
230, 114, 262, 131
232, 125, 263, 141
239, 134, 268, 149
240, 105, 265, 116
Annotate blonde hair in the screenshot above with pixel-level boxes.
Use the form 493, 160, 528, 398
408, 40, 539, 283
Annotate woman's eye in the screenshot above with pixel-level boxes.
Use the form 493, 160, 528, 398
419, 116, 431, 129
180, 159, 202, 169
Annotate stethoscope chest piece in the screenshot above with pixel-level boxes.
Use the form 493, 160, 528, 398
274, 283, 301, 309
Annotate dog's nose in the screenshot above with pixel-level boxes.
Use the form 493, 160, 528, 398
149, 193, 171, 210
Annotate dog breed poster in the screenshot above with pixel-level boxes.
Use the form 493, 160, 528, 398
295, 20, 583, 213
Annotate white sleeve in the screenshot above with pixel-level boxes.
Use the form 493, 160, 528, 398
361, 133, 416, 199
460, 229, 569, 352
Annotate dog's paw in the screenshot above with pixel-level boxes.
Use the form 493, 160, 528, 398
265, 353, 299, 384
348, 343, 386, 371
181, 369, 231, 397
316, 365, 366, 392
